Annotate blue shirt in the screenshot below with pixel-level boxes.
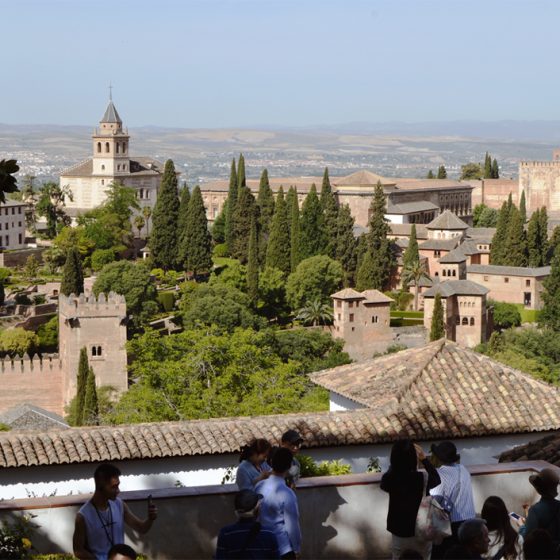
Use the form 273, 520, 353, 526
236, 460, 271, 491
429, 464, 476, 523
255, 475, 301, 556
215, 518, 279, 559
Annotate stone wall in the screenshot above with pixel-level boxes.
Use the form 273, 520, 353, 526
0, 247, 45, 268
470, 179, 518, 209
0, 355, 63, 416
519, 161, 560, 217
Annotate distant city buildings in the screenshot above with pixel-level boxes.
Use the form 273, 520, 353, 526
0, 200, 27, 251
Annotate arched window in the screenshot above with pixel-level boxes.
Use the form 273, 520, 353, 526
116, 143, 120, 154
456, 316, 460, 325
452, 269, 456, 277
101, 165, 105, 171
105, 142, 110, 153
92, 347, 97, 357
97, 346, 102, 356
462, 317, 468, 325
122, 142, 126, 154
442, 270, 447, 277
470, 317, 475, 326
97, 142, 101, 153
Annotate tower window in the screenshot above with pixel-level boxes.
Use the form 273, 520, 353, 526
470, 317, 475, 326
101, 165, 105, 171
462, 317, 468, 325
122, 143, 126, 154
116, 143, 120, 154
105, 142, 110, 153
97, 142, 101, 153
349, 313, 354, 322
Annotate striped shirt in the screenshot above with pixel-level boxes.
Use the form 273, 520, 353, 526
429, 464, 476, 523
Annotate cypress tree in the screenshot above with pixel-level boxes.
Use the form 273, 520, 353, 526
490, 200, 511, 265
519, 190, 527, 223
288, 188, 301, 272
402, 224, 420, 288
179, 186, 213, 275
237, 153, 246, 190
225, 158, 238, 255
426, 170, 435, 179
437, 165, 447, 179
356, 181, 395, 291
232, 186, 256, 263
540, 248, 560, 331
61, 246, 84, 296
335, 204, 357, 287
527, 209, 542, 267
321, 175, 339, 258
300, 184, 327, 259
247, 216, 259, 306
491, 158, 499, 179
177, 185, 191, 249
430, 293, 446, 341
150, 159, 180, 270
212, 203, 226, 244
0, 280, 5, 306
503, 205, 527, 267
256, 169, 275, 262
539, 206, 549, 265
484, 152, 492, 179
266, 187, 291, 274
75, 347, 89, 426
83, 367, 99, 426
547, 226, 560, 264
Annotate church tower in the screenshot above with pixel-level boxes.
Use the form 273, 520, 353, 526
92, 94, 130, 177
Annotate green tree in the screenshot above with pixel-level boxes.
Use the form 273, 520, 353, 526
224, 158, 238, 255
75, 347, 89, 425
402, 259, 429, 311
437, 165, 447, 179
150, 160, 180, 270
491, 198, 512, 265
0, 328, 38, 356
300, 184, 326, 259
133, 214, 145, 240
519, 190, 527, 223
266, 187, 291, 274
527, 208, 543, 267
430, 293, 445, 341
539, 206, 549, 265
320, 171, 339, 258
83, 367, 99, 426
503, 205, 527, 266
473, 204, 498, 228
232, 186, 257, 263
212, 204, 227, 244
93, 261, 158, 328
286, 255, 343, 311
547, 226, 560, 264
37, 315, 58, 353
60, 247, 84, 296
296, 298, 334, 327
491, 158, 499, 179
401, 223, 420, 288
288, 187, 301, 272
36, 182, 73, 238
356, 181, 395, 291
177, 185, 191, 248
23, 255, 40, 283
256, 169, 275, 261
426, 170, 435, 179
247, 216, 259, 306
460, 163, 483, 180
540, 249, 560, 331
320, 167, 331, 208
179, 186, 213, 275
491, 300, 522, 331
0, 281, 5, 307
237, 153, 246, 190
258, 266, 289, 321
0, 159, 20, 202
335, 204, 357, 287
484, 152, 492, 179
142, 206, 152, 237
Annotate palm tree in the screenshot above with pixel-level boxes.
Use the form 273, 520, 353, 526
401, 259, 430, 311
133, 215, 145, 239
142, 206, 152, 237
296, 298, 334, 327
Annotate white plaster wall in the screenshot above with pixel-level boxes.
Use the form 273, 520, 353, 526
329, 392, 363, 412
385, 214, 404, 224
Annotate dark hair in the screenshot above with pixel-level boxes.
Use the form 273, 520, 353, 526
389, 440, 417, 472
240, 439, 271, 463
108, 543, 137, 559
94, 463, 121, 490
480, 496, 518, 559
271, 447, 293, 473
523, 528, 556, 560
458, 518, 487, 545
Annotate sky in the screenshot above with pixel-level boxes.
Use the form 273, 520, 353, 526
1, 0, 559, 128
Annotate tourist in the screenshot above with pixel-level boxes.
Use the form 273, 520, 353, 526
108, 544, 138, 560
381, 440, 441, 559
236, 438, 273, 491
256, 447, 302, 559
480, 496, 523, 559
429, 441, 476, 558
520, 468, 560, 545
73, 463, 157, 560
444, 518, 490, 559
522, 528, 557, 559
280, 430, 304, 488
215, 489, 279, 559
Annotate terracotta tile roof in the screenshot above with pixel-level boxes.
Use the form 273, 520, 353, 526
438, 240, 483, 264
387, 201, 440, 215
422, 280, 489, 297
419, 238, 460, 251
467, 227, 496, 242
499, 433, 560, 467
361, 289, 394, 304
2, 341, 560, 469
311, 339, 560, 434
468, 264, 552, 278
333, 170, 395, 186
331, 288, 364, 300
389, 223, 429, 239
391, 178, 472, 193
427, 210, 469, 230
60, 157, 165, 177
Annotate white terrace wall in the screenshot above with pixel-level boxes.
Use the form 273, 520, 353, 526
0, 355, 63, 416
0, 462, 550, 559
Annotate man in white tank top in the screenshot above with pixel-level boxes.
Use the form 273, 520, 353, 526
73, 463, 157, 560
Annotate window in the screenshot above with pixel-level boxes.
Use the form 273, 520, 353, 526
122, 142, 127, 154
372, 316, 378, 323
470, 317, 475, 326
101, 164, 105, 170
351, 327, 355, 331
456, 316, 460, 325
105, 142, 110, 153
101, 180, 105, 185
97, 142, 102, 153
452, 269, 456, 277
337, 300, 342, 308
18, 207, 21, 215
349, 313, 354, 322
434, 250, 441, 257
123, 164, 127, 171
91, 345, 103, 357
349, 301, 354, 308
504, 277, 509, 283
526, 279, 531, 287
18, 233, 22, 244
18, 221, 21, 227
11, 208, 14, 215
117, 164, 121, 171
442, 270, 447, 277
337, 313, 341, 321
462, 317, 468, 325
524, 292, 532, 307
484, 276, 489, 282
116, 143, 120, 154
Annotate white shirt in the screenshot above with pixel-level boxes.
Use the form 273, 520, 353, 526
429, 464, 476, 523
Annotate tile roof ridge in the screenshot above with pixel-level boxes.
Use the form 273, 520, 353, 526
60, 158, 91, 175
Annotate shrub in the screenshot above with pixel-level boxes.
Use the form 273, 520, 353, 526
491, 300, 522, 331
32, 294, 46, 305
91, 248, 117, 272
157, 291, 176, 312
298, 454, 352, 477
213, 243, 228, 259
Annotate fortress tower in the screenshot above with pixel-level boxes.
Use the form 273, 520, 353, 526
59, 293, 128, 406
519, 150, 560, 217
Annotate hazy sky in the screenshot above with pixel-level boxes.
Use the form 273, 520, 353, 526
1, 0, 559, 127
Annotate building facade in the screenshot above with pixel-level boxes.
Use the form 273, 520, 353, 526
0, 200, 27, 250
59, 98, 169, 220
519, 150, 560, 217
